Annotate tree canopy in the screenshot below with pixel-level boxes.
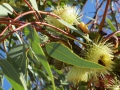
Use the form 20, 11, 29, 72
0, 0, 120, 90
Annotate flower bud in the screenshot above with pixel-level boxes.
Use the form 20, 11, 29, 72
78, 22, 89, 34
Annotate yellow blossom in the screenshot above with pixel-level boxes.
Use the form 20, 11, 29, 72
46, 5, 79, 29
67, 41, 114, 85
67, 67, 89, 85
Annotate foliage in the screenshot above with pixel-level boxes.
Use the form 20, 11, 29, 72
0, 0, 120, 90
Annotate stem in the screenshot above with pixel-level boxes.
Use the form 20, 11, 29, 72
3, 41, 7, 54
102, 30, 120, 42
95, 0, 111, 42
0, 21, 76, 42
99, 0, 111, 32
24, 0, 40, 21
35, 22, 75, 39
0, 23, 31, 42
0, 11, 61, 37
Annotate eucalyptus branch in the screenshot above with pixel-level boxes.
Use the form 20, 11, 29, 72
0, 10, 61, 37
102, 30, 120, 42
0, 21, 76, 42
24, 0, 40, 21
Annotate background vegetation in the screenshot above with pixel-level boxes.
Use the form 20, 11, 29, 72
0, 0, 120, 90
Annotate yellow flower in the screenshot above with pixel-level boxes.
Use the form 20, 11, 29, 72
67, 41, 114, 85
67, 67, 89, 85
46, 5, 79, 29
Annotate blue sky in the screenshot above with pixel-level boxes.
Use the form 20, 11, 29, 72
3, 78, 11, 90
82, 0, 106, 23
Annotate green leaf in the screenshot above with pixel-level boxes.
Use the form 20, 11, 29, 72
86, 16, 95, 21
33, 68, 49, 82
8, 44, 28, 59
27, 79, 32, 90
106, 18, 116, 32
12, 25, 23, 44
0, 87, 3, 90
23, 25, 40, 43
31, 39, 56, 90
23, 26, 55, 90
46, 42, 103, 68
0, 60, 27, 90
0, 3, 13, 16
27, 49, 39, 63
79, 85, 87, 90
44, 85, 60, 90
29, 0, 38, 11
27, 69, 35, 82
47, 1, 52, 6
57, 19, 77, 30
6, 55, 20, 74
57, 19, 92, 42
19, 73, 27, 90
8, 44, 28, 75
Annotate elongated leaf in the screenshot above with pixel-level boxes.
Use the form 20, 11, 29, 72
19, 73, 27, 90
12, 25, 23, 44
23, 26, 55, 90
7, 55, 19, 71
8, 44, 28, 75
27, 49, 39, 63
0, 60, 26, 90
0, 3, 13, 16
86, 16, 95, 21
57, 19, 92, 42
31, 36, 56, 90
106, 18, 116, 32
57, 19, 77, 30
15, 44, 28, 76
46, 42, 103, 68
23, 26, 40, 43
33, 68, 49, 82
8, 44, 28, 59
29, 0, 38, 11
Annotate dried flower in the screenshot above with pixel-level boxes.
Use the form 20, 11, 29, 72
46, 5, 79, 29
67, 41, 114, 85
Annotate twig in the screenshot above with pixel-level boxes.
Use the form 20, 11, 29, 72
99, 0, 111, 32
95, 0, 111, 42
0, 10, 61, 37
102, 30, 120, 42
87, 0, 105, 27
0, 21, 76, 42
24, 0, 40, 21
